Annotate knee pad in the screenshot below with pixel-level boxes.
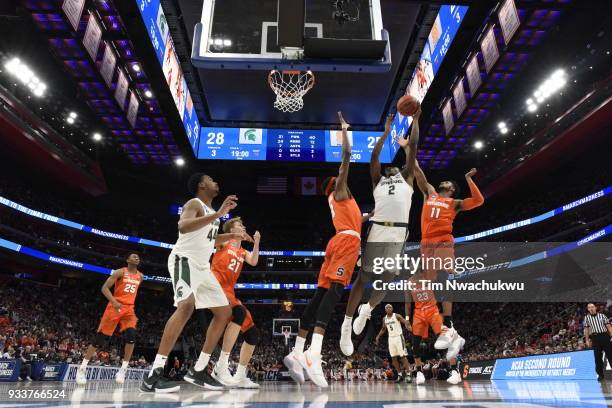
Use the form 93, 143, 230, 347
232, 305, 247, 325
93, 333, 111, 348
301, 287, 328, 330
315, 282, 344, 329
243, 326, 259, 346
123, 328, 136, 344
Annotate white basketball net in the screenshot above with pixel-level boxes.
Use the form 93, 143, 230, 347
268, 70, 315, 113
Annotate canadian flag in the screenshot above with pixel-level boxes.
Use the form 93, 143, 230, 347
296, 177, 318, 195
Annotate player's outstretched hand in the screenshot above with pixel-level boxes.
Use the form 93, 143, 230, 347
219, 195, 238, 216
405, 321, 412, 332
240, 231, 254, 243
384, 114, 395, 133
337, 111, 350, 130
465, 168, 477, 178
253, 230, 261, 243
394, 134, 409, 149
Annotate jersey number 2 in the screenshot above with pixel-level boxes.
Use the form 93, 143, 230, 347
388, 185, 395, 195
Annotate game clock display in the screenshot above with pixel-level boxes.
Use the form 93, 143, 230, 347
198, 127, 394, 164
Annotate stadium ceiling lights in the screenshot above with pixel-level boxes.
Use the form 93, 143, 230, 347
474, 140, 484, 150
144, 90, 153, 98
497, 121, 509, 135
92, 132, 102, 142
528, 69, 566, 112
175, 157, 185, 166
3, 57, 47, 97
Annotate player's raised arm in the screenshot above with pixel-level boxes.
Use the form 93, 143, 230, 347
399, 109, 421, 182
178, 196, 237, 234
413, 161, 436, 198
370, 114, 394, 187
101, 269, 124, 311
334, 111, 352, 201
455, 168, 485, 212
245, 230, 261, 266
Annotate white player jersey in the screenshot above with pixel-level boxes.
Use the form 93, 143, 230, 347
371, 173, 413, 224
170, 198, 220, 267
384, 313, 403, 338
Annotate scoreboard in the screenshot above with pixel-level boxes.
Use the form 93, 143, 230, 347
197, 127, 395, 164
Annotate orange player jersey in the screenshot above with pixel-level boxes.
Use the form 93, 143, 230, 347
328, 193, 362, 234
421, 193, 456, 242
211, 240, 247, 296
410, 283, 438, 310
113, 268, 142, 305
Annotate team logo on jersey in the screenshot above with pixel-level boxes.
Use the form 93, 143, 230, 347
239, 128, 263, 144
336, 267, 345, 277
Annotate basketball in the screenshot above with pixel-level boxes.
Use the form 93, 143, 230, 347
397, 94, 420, 116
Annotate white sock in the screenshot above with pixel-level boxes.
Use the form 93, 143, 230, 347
149, 354, 167, 377
194, 352, 211, 371
79, 359, 89, 370
294, 336, 306, 355
362, 303, 373, 314
120, 360, 129, 371
343, 315, 353, 326
218, 351, 230, 367
236, 364, 247, 378
310, 333, 324, 355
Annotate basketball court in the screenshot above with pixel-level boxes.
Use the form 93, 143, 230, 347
3, 380, 612, 407
1, 0, 611, 407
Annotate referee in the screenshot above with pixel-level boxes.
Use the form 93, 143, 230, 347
584, 303, 612, 381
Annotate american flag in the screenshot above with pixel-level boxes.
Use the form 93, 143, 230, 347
257, 176, 287, 194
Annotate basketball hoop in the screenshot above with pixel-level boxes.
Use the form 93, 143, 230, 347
268, 70, 315, 113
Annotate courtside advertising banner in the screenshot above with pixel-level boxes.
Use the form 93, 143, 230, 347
63, 364, 148, 382
0, 360, 21, 382
492, 351, 598, 380
462, 359, 495, 380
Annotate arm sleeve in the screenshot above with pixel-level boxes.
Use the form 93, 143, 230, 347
461, 178, 485, 211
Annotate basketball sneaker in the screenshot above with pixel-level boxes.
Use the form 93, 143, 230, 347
447, 369, 462, 385
446, 334, 465, 360
212, 362, 238, 387
75, 367, 87, 385
434, 325, 458, 350
184, 367, 224, 391
232, 373, 260, 389
353, 304, 372, 335
139, 367, 181, 393
299, 349, 328, 388
115, 369, 125, 384
283, 350, 305, 384
415, 371, 426, 385
339, 319, 354, 356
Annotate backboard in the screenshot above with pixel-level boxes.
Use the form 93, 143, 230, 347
192, 0, 390, 72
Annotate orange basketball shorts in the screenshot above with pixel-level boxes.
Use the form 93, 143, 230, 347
412, 307, 442, 339
317, 233, 361, 289
97, 303, 138, 336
